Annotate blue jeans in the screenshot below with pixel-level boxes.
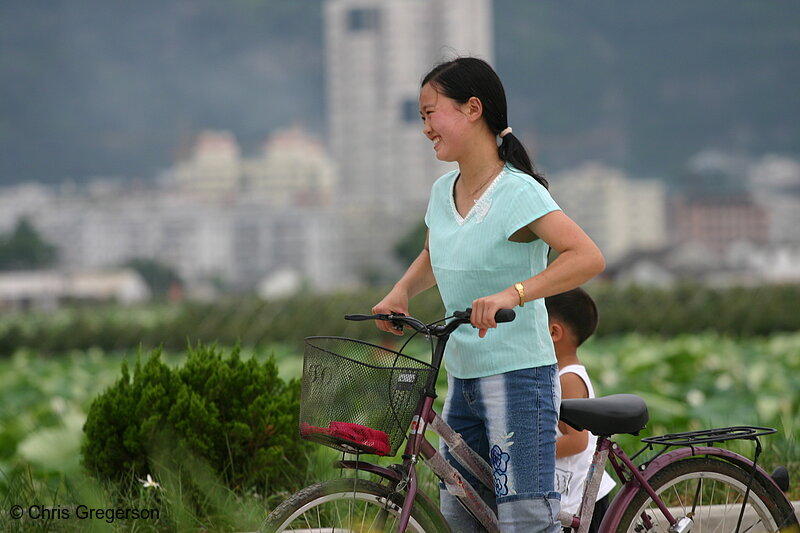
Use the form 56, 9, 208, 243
439, 365, 562, 533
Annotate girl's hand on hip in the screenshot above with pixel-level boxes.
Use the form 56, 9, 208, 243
471, 287, 519, 338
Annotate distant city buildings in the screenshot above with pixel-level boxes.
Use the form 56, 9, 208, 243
549, 162, 668, 264
168, 130, 242, 193
747, 155, 800, 245
672, 196, 769, 252
159, 126, 343, 290
548, 157, 800, 287
2, 0, 799, 301
2, 0, 501, 301
245, 128, 335, 205
326, 0, 491, 207
166, 128, 335, 206
0, 127, 346, 297
0, 270, 149, 312
2, 148, 799, 300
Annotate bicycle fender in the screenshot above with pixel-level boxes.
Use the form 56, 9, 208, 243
599, 445, 787, 532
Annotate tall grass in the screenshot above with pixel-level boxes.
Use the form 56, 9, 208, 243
1, 460, 269, 532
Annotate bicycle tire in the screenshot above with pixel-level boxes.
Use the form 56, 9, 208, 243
613, 456, 797, 533
259, 478, 450, 533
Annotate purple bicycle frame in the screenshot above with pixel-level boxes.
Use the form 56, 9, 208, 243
556, 437, 678, 533
398, 395, 500, 532
336, 394, 501, 533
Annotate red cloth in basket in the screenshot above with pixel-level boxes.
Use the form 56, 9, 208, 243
300, 421, 391, 455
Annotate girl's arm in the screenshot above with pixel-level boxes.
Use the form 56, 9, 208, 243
470, 210, 605, 336
372, 231, 437, 335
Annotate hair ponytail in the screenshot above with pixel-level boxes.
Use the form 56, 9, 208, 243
422, 57, 548, 189
498, 133, 548, 189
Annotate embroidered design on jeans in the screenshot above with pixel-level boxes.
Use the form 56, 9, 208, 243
490, 444, 511, 496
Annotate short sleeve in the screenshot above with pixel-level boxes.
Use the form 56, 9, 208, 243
425, 170, 457, 229
424, 193, 433, 228
504, 179, 560, 239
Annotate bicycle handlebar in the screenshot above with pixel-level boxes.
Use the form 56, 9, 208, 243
345, 308, 515, 336
455, 308, 516, 324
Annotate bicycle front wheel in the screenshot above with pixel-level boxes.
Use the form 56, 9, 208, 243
615, 457, 797, 533
260, 478, 449, 533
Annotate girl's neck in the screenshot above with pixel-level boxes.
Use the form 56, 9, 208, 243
456, 128, 504, 186
458, 160, 504, 194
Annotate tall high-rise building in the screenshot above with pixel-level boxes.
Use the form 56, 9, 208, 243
325, 0, 493, 280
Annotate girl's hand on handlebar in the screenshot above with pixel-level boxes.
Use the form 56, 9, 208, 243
371, 291, 408, 336
471, 287, 520, 338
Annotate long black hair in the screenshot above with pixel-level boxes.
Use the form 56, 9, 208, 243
421, 57, 548, 189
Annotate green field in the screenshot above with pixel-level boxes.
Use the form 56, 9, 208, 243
1, 329, 798, 530
2, 332, 798, 481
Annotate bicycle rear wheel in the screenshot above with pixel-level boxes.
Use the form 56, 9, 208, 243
614, 457, 798, 533
259, 478, 449, 533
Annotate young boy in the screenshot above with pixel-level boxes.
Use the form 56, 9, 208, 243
546, 287, 615, 533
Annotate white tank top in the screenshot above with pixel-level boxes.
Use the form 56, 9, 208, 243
555, 364, 617, 514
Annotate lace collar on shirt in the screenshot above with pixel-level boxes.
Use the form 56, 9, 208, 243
449, 168, 506, 226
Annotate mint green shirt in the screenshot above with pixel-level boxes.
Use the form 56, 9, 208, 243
424, 165, 560, 379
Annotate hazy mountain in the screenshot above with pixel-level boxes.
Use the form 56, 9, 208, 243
494, 1, 800, 180
0, 0, 325, 184
1, 0, 798, 185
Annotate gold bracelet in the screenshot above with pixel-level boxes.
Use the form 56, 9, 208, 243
514, 283, 525, 307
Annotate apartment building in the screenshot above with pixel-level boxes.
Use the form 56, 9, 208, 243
0, 128, 344, 293
549, 162, 668, 264
324, 0, 493, 280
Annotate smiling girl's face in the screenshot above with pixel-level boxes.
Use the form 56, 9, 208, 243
418, 82, 473, 163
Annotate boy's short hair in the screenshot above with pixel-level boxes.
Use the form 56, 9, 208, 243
545, 287, 598, 346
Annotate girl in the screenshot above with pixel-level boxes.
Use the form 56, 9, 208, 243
372, 57, 604, 532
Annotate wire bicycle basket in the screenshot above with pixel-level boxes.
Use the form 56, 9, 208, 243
299, 336, 434, 456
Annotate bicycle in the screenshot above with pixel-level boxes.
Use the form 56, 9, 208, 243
260, 309, 800, 533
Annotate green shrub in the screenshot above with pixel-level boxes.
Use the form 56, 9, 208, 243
81, 344, 310, 501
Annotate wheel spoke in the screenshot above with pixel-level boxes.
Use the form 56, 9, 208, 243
333, 499, 343, 530
260, 479, 438, 533
348, 488, 355, 531
690, 476, 701, 528
614, 458, 788, 533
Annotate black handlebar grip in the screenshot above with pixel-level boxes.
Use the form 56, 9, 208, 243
495, 309, 516, 323
459, 308, 516, 323
344, 314, 378, 321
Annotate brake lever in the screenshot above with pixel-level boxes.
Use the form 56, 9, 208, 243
344, 313, 406, 331
387, 313, 406, 332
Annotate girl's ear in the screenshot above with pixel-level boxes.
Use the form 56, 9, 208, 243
465, 96, 483, 122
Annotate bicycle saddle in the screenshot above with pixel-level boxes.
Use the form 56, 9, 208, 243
560, 394, 649, 436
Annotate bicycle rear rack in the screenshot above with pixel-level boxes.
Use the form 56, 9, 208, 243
633, 425, 776, 470
638, 426, 779, 533
641, 426, 776, 447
